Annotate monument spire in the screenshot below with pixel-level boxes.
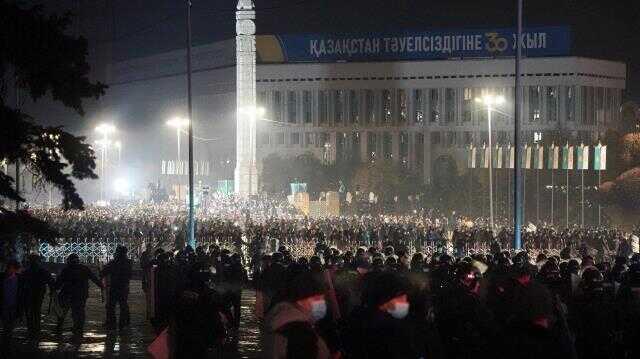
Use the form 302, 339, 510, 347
234, 0, 258, 195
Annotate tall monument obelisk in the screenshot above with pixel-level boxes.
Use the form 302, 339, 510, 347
234, 0, 258, 195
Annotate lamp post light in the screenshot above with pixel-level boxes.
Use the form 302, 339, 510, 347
166, 117, 189, 160
95, 123, 116, 203
475, 94, 505, 232
167, 117, 189, 202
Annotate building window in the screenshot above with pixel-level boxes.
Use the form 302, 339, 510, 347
334, 90, 344, 125
605, 88, 614, 123
398, 89, 407, 123
365, 90, 376, 125
381, 90, 392, 124
304, 132, 313, 147
498, 131, 508, 144
582, 86, 595, 125
274, 91, 283, 122
277, 132, 285, 145
546, 86, 558, 122
429, 89, 439, 122
446, 131, 456, 147
260, 132, 270, 147
257, 91, 267, 111
367, 132, 377, 161
302, 91, 312, 124
315, 132, 324, 147
463, 88, 472, 122
349, 90, 359, 124
336, 132, 347, 163
319, 132, 330, 147
464, 131, 473, 145
352, 132, 361, 162
445, 88, 456, 123
476, 88, 487, 123
430, 131, 440, 146
382, 132, 392, 159
287, 91, 297, 124
291, 132, 300, 145
400, 131, 409, 166
596, 87, 604, 123
416, 133, 424, 173
566, 86, 575, 122
529, 86, 541, 122
413, 89, 424, 124
319, 91, 328, 124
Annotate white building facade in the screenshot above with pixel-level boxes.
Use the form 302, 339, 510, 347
255, 56, 626, 183
100, 27, 626, 188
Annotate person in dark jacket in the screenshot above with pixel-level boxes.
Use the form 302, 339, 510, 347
55, 253, 102, 340
0, 259, 22, 351
435, 262, 500, 359
21, 254, 53, 339
262, 271, 331, 359
355, 270, 420, 359
101, 245, 133, 330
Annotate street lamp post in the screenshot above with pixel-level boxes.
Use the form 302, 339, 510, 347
476, 95, 505, 232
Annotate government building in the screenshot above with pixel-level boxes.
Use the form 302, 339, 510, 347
103, 26, 626, 188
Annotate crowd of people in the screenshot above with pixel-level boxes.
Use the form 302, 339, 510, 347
1, 194, 639, 358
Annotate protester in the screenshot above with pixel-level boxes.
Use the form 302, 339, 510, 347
54, 253, 103, 341
0, 259, 21, 351
20, 254, 53, 339
101, 245, 133, 330
262, 271, 331, 359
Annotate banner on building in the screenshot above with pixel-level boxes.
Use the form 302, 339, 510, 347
507, 145, 515, 169
562, 144, 574, 170
467, 145, 477, 169
522, 145, 532, 169
258, 26, 571, 63
495, 146, 503, 169
593, 143, 607, 171
576, 144, 589, 170
534, 144, 544, 170
548, 143, 559, 170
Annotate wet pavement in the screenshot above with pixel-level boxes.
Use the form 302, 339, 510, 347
4, 280, 261, 358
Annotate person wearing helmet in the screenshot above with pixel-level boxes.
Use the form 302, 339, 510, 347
54, 253, 103, 341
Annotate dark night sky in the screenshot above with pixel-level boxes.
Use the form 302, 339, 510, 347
27, 0, 640, 99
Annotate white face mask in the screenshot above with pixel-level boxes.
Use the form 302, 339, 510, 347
388, 302, 410, 319
310, 300, 327, 322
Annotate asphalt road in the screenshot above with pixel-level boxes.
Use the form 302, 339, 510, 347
3, 280, 260, 358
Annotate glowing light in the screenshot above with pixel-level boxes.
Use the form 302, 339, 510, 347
475, 94, 505, 106
166, 117, 189, 128
95, 123, 116, 135
114, 178, 130, 196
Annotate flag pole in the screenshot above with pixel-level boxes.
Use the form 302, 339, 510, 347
581, 168, 585, 228
566, 167, 569, 228
551, 169, 554, 226
536, 167, 540, 224
598, 170, 601, 226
